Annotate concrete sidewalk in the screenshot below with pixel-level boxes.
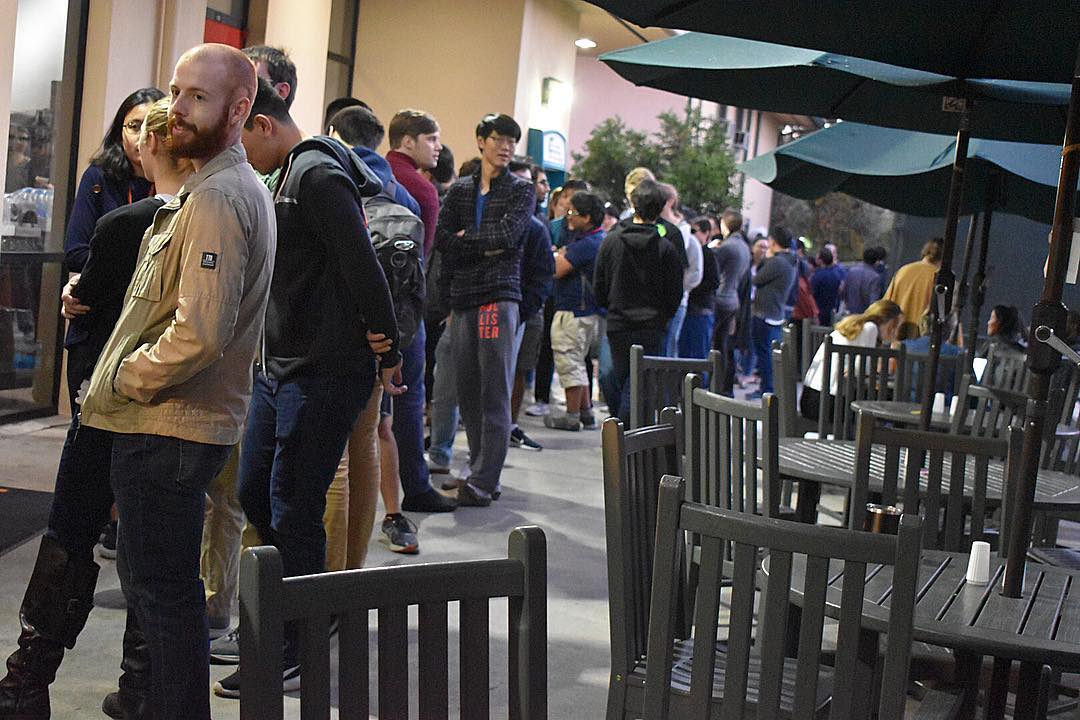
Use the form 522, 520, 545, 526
0, 413, 612, 719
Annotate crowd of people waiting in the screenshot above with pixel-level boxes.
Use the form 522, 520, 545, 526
1, 38, 1048, 720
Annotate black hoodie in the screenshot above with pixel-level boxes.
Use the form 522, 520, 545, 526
265, 136, 400, 381
593, 218, 684, 333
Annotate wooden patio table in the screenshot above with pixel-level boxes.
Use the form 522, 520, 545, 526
762, 549, 1080, 720
850, 399, 1080, 438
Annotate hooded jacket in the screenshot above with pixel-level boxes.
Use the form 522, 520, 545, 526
592, 218, 684, 333
267, 136, 400, 381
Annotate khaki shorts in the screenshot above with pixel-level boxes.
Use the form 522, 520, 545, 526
550, 310, 601, 388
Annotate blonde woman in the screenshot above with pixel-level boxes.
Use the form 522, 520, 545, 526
0, 96, 194, 720
800, 299, 903, 420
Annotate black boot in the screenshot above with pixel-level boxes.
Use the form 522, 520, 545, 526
0, 535, 100, 719
100, 611, 148, 720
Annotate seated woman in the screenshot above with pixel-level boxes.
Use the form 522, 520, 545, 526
800, 299, 903, 421
978, 304, 1027, 357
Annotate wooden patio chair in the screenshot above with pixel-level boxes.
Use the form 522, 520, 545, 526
852, 411, 1018, 553
237, 529, 547, 720
817, 338, 905, 440
950, 375, 1026, 441
896, 351, 967, 403
800, 317, 832, 377
602, 410, 684, 720
982, 344, 1030, 392
643, 475, 963, 720
772, 338, 816, 438
628, 344, 721, 429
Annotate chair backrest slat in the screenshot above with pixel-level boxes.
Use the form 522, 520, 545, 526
984, 344, 1029, 393
951, 375, 1026, 440
237, 528, 546, 720
418, 603, 450, 719
643, 476, 924, 720
801, 318, 832, 376
629, 344, 722, 428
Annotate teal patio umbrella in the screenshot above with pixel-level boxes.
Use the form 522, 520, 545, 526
587, 1, 1080, 82
737, 121, 1080, 376
601, 32, 1071, 143
589, 0, 1080, 597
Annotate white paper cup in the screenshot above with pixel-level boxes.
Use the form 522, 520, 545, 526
933, 392, 947, 415
966, 540, 991, 585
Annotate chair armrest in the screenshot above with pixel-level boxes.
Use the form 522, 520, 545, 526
910, 688, 963, 720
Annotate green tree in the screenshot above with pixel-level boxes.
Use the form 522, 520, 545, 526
570, 116, 658, 207
571, 102, 741, 214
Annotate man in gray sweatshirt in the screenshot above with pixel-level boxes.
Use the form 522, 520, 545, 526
749, 227, 798, 397
710, 210, 751, 395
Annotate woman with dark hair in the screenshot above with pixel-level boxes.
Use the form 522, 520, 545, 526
979, 304, 1027, 355
64, 87, 165, 275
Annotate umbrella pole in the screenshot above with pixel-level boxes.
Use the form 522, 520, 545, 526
964, 200, 993, 376
953, 213, 980, 335
1003, 47, 1080, 597
918, 109, 971, 431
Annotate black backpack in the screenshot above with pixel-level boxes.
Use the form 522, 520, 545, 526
363, 178, 426, 349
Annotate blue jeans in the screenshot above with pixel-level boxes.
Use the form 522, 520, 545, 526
238, 369, 374, 580
678, 311, 715, 360
598, 332, 617, 411
664, 304, 687, 357
607, 327, 665, 423
110, 433, 232, 720
428, 323, 458, 468
390, 322, 435, 499
751, 316, 783, 394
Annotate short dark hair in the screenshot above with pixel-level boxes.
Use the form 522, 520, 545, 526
430, 144, 455, 184
721, 209, 743, 234
245, 77, 291, 129
388, 109, 439, 149
817, 248, 834, 265
604, 202, 621, 219
768, 225, 793, 248
476, 113, 521, 141
508, 156, 532, 176
459, 156, 482, 177
530, 164, 547, 181
690, 216, 712, 235
570, 192, 605, 229
863, 246, 884, 264
630, 179, 666, 223
323, 97, 369, 134
328, 106, 384, 149
243, 45, 297, 109
562, 178, 590, 193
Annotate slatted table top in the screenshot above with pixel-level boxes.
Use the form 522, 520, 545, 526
850, 400, 1080, 438
766, 550, 1080, 669
766, 438, 1080, 511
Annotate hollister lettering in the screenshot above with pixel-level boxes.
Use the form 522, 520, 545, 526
478, 303, 500, 339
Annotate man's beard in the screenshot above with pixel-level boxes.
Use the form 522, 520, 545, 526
167, 108, 231, 161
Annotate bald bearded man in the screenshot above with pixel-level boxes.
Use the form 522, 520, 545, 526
77, 44, 277, 719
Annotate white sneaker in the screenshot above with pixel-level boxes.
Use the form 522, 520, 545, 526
524, 402, 550, 417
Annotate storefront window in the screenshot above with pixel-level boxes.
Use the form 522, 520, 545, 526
1, 0, 80, 421
324, 0, 358, 102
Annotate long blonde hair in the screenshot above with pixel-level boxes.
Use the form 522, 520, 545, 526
835, 299, 902, 341
140, 97, 194, 175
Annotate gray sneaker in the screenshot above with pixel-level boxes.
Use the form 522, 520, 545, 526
380, 514, 419, 554
209, 628, 240, 665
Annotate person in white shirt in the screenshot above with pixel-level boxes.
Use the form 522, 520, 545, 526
800, 299, 903, 420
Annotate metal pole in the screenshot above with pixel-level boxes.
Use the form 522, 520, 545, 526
954, 214, 980, 331
1003, 45, 1080, 597
967, 205, 989, 375
918, 107, 971, 431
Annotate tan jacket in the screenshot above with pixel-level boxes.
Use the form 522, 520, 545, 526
81, 144, 276, 445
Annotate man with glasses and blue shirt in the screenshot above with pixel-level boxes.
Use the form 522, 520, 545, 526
434, 113, 535, 506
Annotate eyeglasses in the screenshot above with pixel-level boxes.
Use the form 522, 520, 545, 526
486, 134, 517, 148
565, 209, 580, 217
122, 120, 144, 135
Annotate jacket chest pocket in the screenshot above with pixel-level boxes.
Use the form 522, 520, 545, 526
129, 232, 172, 302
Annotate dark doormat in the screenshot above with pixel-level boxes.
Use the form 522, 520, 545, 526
0, 486, 52, 556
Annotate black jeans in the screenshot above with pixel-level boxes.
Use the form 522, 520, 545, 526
47, 412, 114, 562
110, 433, 232, 720
606, 327, 666, 424
711, 306, 739, 396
